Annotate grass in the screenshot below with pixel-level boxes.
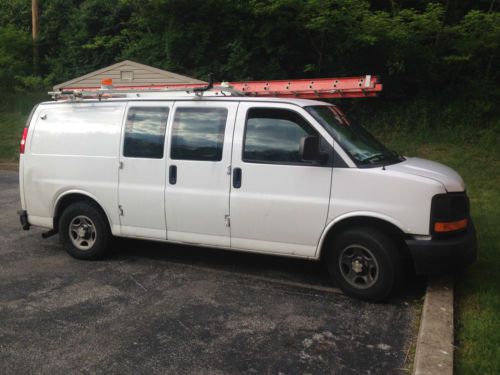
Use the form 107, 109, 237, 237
359, 101, 500, 375
0, 92, 47, 163
0, 112, 28, 162
388, 140, 499, 375
0, 96, 499, 373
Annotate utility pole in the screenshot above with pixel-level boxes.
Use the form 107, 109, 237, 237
32, 0, 39, 75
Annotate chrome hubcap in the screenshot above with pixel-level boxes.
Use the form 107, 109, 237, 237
352, 259, 364, 274
339, 245, 379, 289
69, 215, 96, 250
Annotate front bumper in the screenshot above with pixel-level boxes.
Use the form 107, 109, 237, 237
406, 220, 477, 275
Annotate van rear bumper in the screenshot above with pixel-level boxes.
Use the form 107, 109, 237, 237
405, 221, 477, 275
18, 210, 30, 230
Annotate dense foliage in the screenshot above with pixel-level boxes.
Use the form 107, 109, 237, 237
0, 0, 497, 103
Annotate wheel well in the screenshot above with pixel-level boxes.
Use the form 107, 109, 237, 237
53, 193, 110, 232
319, 216, 411, 262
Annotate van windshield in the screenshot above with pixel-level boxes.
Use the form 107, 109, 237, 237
305, 105, 404, 167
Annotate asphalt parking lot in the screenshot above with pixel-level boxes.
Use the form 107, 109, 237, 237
0, 170, 424, 374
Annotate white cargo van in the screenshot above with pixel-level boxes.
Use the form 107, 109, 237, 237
18, 89, 476, 301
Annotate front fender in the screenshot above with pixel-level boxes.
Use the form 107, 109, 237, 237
315, 211, 406, 258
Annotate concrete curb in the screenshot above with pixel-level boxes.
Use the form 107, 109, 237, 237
413, 276, 454, 375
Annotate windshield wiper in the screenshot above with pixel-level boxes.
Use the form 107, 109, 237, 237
361, 154, 386, 164
388, 149, 402, 159
361, 150, 402, 164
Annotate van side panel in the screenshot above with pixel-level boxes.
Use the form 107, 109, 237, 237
23, 102, 126, 233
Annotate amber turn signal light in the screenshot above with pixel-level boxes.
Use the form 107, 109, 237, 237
434, 218, 468, 233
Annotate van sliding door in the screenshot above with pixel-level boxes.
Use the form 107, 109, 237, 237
118, 102, 172, 239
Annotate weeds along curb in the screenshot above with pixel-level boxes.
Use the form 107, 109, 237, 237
413, 276, 454, 375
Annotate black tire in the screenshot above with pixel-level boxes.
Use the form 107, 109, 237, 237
326, 227, 403, 302
59, 201, 110, 260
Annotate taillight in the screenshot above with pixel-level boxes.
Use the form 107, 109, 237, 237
20, 127, 28, 154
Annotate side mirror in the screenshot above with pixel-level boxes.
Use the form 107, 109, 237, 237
300, 136, 327, 162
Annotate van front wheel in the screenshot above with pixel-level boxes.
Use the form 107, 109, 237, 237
326, 228, 402, 302
59, 202, 110, 260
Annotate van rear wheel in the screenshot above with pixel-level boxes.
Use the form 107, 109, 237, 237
326, 227, 402, 302
59, 202, 110, 260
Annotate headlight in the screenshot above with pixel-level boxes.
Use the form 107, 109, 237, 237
431, 193, 470, 235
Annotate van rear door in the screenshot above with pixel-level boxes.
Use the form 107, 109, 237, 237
118, 101, 172, 239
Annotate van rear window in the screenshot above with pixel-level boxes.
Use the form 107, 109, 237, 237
124, 107, 169, 159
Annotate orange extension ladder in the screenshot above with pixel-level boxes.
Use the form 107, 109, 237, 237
50, 75, 382, 100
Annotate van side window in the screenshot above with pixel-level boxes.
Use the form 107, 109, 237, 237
243, 108, 318, 164
171, 107, 227, 161
124, 107, 169, 159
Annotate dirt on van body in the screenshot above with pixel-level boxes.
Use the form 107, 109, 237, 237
0, 170, 423, 374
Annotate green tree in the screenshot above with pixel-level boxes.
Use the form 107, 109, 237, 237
0, 0, 496, 102
0, 25, 32, 89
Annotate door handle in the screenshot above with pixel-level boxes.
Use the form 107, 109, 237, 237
233, 168, 242, 189
169, 165, 177, 185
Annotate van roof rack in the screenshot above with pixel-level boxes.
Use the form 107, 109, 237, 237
48, 75, 382, 101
